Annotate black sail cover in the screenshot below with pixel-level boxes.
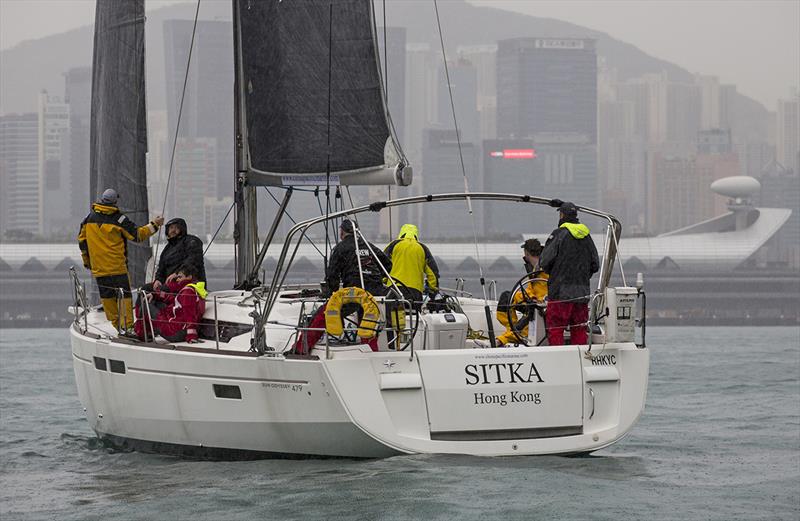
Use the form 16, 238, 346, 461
238, 0, 407, 185
89, 0, 151, 288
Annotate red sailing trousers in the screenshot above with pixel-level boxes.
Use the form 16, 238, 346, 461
546, 301, 589, 346
293, 303, 379, 355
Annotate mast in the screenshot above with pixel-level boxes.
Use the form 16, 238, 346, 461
232, 0, 258, 286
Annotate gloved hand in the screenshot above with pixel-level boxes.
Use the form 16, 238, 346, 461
548, 198, 564, 208
187, 338, 200, 344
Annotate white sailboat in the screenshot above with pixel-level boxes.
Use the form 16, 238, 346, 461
69, 0, 649, 458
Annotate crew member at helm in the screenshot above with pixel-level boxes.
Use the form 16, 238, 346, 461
294, 219, 392, 354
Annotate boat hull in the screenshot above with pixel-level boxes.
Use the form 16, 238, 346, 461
70, 319, 649, 458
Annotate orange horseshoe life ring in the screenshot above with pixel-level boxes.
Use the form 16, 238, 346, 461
325, 287, 381, 340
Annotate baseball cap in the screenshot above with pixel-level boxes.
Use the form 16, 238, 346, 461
521, 238, 543, 256
558, 201, 578, 218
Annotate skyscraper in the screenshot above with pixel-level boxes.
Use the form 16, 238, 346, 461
0, 113, 39, 235
496, 38, 597, 143
483, 135, 598, 236
421, 128, 480, 239
777, 93, 799, 174
64, 67, 91, 221
376, 26, 406, 152
437, 59, 479, 145
163, 19, 233, 198
38, 91, 70, 235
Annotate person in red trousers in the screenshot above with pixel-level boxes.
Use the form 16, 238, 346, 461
135, 264, 207, 343
539, 201, 599, 345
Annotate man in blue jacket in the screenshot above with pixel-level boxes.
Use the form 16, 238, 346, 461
539, 201, 599, 345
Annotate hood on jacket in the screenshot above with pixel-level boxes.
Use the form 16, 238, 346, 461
91, 202, 119, 215
186, 281, 208, 299
560, 222, 591, 239
397, 223, 419, 240
165, 217, 187, 239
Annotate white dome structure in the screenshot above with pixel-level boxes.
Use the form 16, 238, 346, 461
710, 176, 761, 199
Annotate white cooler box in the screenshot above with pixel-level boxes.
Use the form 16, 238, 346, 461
421, 313, 469, 350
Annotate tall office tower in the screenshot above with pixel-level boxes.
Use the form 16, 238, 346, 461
649, 155, 696, 234
777, 93, 800, 174
598, 72, 647, 230
421, 128, 479, 240
164, 19, 233, 197
377, 26, 406, 152
695, 147, 740, 218
458, 45, 497, 140
697, 75, 721, 130
483, 135, 597, 237
649, 148, 739, 235
0, 114, 39, 235
171, 138, 218, 237
436, 58, 479, 145
405, 43, 436, 167
665, 82, 702, 146
496, 38, 597, 143
64, 67, 91, 221
719, 84, 737, 130
38, 91, 71, 236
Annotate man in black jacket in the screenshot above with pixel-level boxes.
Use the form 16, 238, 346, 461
153, 218, 206, 292
294, 219, 391, 354
539, 201, 599, 345
325, 219, 391, 297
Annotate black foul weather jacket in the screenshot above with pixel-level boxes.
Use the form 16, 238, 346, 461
155, 218, 206, 283
326, 234, 391, 296
539, 221, 600, 303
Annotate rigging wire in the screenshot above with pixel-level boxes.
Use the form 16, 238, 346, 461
151, 0, 202, 279
382, 0, 393, 238
263, 187, 326, 259
432, 0, 496, 346
203, 200, 235, 256
324, 3, 334, 265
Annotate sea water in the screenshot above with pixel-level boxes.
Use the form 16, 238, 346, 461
1, 327, 798, 520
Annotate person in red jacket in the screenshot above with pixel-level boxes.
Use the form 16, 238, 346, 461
135, 264, 207, 343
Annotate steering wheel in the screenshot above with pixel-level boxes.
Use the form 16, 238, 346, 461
507, 271, 547, 345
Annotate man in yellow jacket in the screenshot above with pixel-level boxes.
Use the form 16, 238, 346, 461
384, 223, 439, 308
382, 224, 439, 348
78, 188, 164, 330
496, 238, 549, 346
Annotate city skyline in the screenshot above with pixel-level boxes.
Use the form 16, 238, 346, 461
0, 0, 797, 111
0, 1, 797, 263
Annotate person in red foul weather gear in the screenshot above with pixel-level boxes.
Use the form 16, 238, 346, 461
539, 201, 599, 346
135, 264, 207, 343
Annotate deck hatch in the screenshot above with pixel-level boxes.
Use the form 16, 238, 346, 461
93, 356, 107, 371
213, 384, 242, 399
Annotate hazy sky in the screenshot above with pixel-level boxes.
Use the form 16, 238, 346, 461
0, 0, 797, 110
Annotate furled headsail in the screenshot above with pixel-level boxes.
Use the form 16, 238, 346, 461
235, 0, 410, 186
89, 0, 151, 289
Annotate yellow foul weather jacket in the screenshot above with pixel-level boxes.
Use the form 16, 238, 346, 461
77, 203, 159, 278
496, 271, 549, 346
384, 224, 439, 293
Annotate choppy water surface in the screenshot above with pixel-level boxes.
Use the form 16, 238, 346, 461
1, 327, 798, 520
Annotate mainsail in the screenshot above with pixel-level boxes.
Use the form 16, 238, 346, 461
236, 0, 409, 186
89, 0, 151, 289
